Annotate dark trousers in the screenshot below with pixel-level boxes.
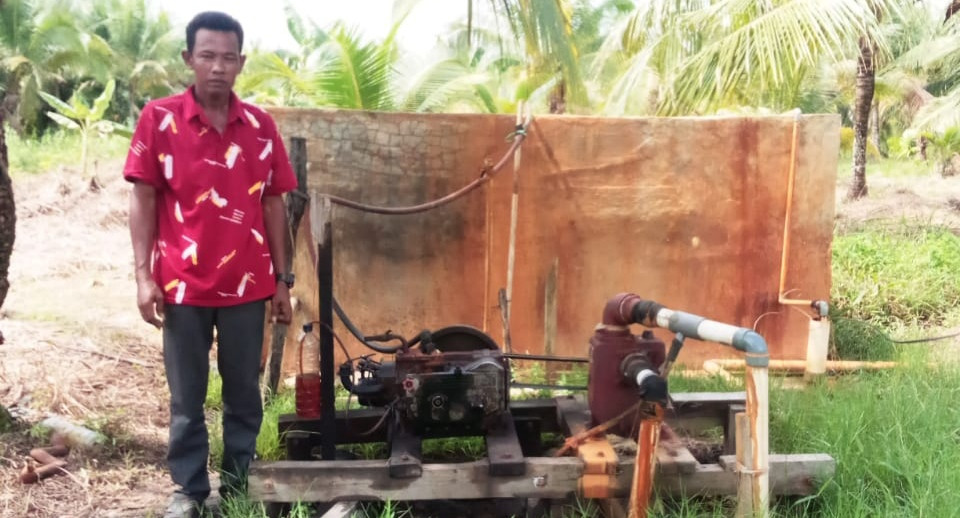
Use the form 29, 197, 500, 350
162, 301, 266, 500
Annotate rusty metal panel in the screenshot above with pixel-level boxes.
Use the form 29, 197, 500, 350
270, 109, 838, 371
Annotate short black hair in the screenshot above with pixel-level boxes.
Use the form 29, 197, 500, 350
186, 11, 244, 53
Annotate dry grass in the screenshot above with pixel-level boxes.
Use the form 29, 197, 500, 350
0, 166, 175, 517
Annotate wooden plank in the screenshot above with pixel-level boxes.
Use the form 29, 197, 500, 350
656, 423, 698, 475
250, 458, 583, 502
724, 404, 746, 455
265, 137, 309, 396
556, 396, 590, 436
249, 453, 835, 502
657, 454, 836, 497
720, 454, 835, 496
734, 412, 753, 518
543, 257, 558, 384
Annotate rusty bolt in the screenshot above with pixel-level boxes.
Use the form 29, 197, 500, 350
501, 453, 513, 459
532, 475, 547, 488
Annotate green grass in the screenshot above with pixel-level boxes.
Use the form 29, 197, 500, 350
769, 359, 960, 517
832, 223, 960, 327
836, 152, 932, 180
208, 211, 960, 517
6, 127, 129, 177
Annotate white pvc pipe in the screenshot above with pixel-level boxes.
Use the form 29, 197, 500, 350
805, 318, 831, 379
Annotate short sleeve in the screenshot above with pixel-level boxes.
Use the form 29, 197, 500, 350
263, 116, 298, 196
122, 105, 163, 188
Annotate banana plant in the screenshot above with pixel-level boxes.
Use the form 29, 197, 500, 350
38, 79, 130, 185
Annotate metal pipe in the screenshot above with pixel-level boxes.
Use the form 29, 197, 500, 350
503, 352, 589, 363
604, 294, 770, 516
628, 404, 663, 518
776, 113, 828, 317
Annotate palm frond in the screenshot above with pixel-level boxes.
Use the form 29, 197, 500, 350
401, 58, 493, 112
663, 0, 903, 115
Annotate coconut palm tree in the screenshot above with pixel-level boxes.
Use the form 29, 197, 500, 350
596, 0, 906, 117
0, 0, 109, 133
0, 110, 12, 321
238, 2, 413, 111
83, 0, 184, 121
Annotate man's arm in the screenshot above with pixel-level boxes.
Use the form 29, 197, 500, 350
129, 181, 163, 328
263, 194, 292, 324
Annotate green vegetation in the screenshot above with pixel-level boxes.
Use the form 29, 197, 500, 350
769, 361, 960, 517
5, 1, 960, 516
832, 224, 960, 327
6, 128, 129, 177
39, 79, 129, 181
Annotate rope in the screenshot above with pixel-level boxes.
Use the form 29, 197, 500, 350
322, 115, 532, 215
735, 463, 769, 475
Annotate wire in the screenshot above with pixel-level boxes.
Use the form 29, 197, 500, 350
357, 398, 398, 437
890, 330, 960, 344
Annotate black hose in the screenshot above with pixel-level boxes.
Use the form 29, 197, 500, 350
332, 295, 407, 354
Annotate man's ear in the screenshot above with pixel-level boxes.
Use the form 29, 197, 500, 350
238, 54, 247, 73
181, 50, 191, 65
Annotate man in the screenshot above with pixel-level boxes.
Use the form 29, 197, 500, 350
124, 11, 296, 518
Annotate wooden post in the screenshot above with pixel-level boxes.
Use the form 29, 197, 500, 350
503, 101, 524, 353
266, 137, 308, 396
543, 257, 558, 383
310, 194, 336, 460
734, 412, 753, 517
741, 365, 770, 517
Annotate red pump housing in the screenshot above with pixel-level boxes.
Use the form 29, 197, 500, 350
587, 294, 666, 436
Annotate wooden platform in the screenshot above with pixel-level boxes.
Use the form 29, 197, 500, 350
249, 393, 835, 504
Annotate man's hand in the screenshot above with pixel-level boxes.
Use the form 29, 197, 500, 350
136, 278, 164, 329
272, 283, 293, 325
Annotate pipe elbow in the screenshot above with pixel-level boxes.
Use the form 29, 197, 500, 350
733, 329, 770, 367
602, 293, 644, 326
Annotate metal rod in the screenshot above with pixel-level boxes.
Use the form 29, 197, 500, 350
503, 352, 589, 363
628, 404, 663, 518
316, 196, 336, 460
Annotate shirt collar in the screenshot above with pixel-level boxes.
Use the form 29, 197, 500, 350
182, 85, 246, 126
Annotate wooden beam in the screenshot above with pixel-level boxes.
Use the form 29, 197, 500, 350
266, 137, 309, 396
249, 453, 835, 503
250, 458, 584, 502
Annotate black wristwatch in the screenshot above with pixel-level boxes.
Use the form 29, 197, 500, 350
276, 272, 295, 289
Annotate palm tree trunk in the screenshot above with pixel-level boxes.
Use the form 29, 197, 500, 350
870, 100, 886, 158
947, 0, 960, 22
847, 36, 874, 200
0, 112, 14, 341
549, 79, 566, 114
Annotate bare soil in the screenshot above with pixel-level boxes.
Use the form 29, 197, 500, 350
0, 165, 172, 517
1, 164, 960, 517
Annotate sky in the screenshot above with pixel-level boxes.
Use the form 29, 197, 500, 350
157, 0, 466, 55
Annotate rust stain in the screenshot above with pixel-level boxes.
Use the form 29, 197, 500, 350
269, 110, 839, 370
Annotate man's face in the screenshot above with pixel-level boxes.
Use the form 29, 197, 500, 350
182, 29, 245, 97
